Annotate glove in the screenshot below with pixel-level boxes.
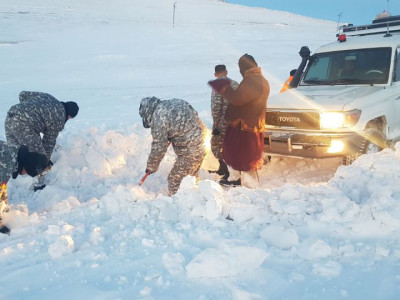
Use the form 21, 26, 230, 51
212, 128, 220, 136
145, 168, 154, 175
208, 79, 230, 94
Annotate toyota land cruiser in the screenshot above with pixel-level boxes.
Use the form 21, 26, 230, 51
264, 14, 400, 164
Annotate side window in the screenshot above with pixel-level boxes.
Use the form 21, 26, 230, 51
395, 48, 400, 82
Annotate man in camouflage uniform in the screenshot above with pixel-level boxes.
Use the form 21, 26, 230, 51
5, 91, 79, 161
5, 91, 79, 190
0, 141, 48, 234
139, 97, 206, 195
210, 64, 239, 179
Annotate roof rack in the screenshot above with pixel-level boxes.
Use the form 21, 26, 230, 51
337, 15, 400, 37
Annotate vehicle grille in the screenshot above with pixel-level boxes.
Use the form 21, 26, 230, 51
265, 111, 320, 129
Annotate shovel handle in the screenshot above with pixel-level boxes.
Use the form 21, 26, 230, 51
138, 172, 150, 186
139, 142, 171, 186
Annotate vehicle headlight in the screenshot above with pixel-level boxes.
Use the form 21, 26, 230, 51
320, 112, 344, 129
320, 109, 361, 129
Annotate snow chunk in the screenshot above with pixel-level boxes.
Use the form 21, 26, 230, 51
50, 196, 80, 213
199, 180, 226, 221
90, 227, 105, 245
227, 193, 258, 222
48, 235, 75, 259
99, 185, 150, 219
140, 287, 152, 296
186, 241, 268, 278
2, 209, 30, 229
176, 179, 228, 221
162, 252, 185, 275
260, 225, 299, 249
179, 175, 197, 191
279, 186, 301, 201
45, 225, 61, 236
312, 261, 342, 278
297, 238, 332, 260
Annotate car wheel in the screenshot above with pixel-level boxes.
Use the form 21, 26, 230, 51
343, 128, 387, 165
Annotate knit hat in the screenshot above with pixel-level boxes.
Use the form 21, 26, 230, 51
12, 146, 48, 179
238, 54, 258, 76
62, 101, 79, 119
215, 64, 226, 73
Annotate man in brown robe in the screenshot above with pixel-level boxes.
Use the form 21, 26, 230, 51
208, 54, 270, 187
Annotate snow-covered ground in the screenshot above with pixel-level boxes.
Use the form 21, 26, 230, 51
1, 0, 399, 299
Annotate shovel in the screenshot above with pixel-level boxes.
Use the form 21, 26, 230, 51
138, 142, 171, 186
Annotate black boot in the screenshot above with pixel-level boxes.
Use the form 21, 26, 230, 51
217, 160, 229, 179
219, 178, 241, 187
0, 219, 10, 235
0, 224, 10, 235
34, 184, 46, 192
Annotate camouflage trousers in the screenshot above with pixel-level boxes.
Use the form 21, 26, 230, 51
5, 116, 50, 190
210, 133, 225, 160
168, 147, 206, 195
5, 114, 47, 158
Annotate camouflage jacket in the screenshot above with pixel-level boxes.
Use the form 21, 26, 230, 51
139, 97, 206, 172
0, 141, 18, 183
211, 77, 239, 134
6, 91, 66, 158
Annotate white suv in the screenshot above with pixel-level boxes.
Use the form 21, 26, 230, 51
264, 15, 400, 164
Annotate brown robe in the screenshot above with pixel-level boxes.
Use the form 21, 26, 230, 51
220, 67, 270, 171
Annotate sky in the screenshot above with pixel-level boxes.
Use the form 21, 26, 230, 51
229, 0, 399, 25
1, 0, 400, 299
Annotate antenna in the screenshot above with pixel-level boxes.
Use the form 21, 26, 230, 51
384, 0, 391, 37
173, 1, 177, 28
336, 12, 343, 31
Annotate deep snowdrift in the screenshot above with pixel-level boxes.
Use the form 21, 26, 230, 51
1, 0, 399, 299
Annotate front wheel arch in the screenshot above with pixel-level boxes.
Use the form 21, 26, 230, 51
343, 128, 388, 165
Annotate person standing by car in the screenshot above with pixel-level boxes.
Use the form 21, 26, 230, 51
139, 96, 206, 195
210, 64, 239, 180
280, 69, 297, 93
208, 54, 270, 188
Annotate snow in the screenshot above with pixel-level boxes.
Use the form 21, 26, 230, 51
1, 0, 400, 299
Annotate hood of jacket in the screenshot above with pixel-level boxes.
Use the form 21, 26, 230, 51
139, 97, 162, 128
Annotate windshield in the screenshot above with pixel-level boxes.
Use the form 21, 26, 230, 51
301, 47, 392, 85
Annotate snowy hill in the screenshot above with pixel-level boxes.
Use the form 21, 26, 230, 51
1, 0, 400, 299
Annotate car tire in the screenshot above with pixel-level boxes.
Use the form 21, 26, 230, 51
343, 128, 387, 165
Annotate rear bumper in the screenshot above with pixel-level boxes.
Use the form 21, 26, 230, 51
264, 130, 363, 159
